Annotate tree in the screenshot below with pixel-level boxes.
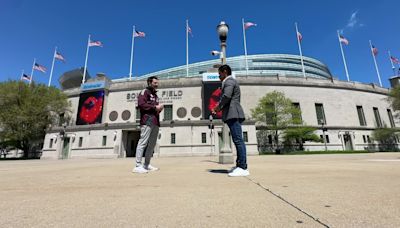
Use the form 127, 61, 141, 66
372, 127, 399, 151
251, 91, 302, 152
0, 81, 70, 158
283, 127, 322, 151
389, 86, 400, 113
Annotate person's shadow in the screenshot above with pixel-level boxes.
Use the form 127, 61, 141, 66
207, 169, 229, 174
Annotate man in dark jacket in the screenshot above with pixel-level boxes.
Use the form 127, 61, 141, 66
212, 65, 249, 177
133, 76, 164, 173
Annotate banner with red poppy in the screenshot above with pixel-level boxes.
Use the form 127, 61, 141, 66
76, 90, 105, 125
203, 82, 222, 119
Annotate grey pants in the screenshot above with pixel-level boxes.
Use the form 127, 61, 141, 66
135, 125, 159, 166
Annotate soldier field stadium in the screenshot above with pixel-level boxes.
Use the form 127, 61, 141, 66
40, 54, 400, 159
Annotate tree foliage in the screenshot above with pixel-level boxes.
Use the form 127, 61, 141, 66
372, 127, 399, 151
283, 127, 322, 151
0, 81, 70, 157
389, 86, 400, 113
252, 91, 321, 153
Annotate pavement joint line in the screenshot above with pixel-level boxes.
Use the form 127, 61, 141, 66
245, 176, 330, 228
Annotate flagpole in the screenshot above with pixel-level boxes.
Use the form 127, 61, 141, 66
48, 47, 57, 87
82, 34, 90, 85
20, 69, 24, 80
369, 40, 382, 87
337, 31, 350, 81
295, 22, 306, 78
129, 26, 135, 80
242, 18, 249, 76
388, 50, 396, 75
186, 20, 189, 78
30, 58, 36, 85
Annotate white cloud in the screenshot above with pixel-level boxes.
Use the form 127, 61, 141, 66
340, 10, 363, 34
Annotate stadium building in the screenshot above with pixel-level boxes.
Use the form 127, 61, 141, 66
41, 54, 399, 159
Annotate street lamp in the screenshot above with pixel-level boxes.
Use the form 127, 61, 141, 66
216, 21, 233, 164
217, 21, 229, 65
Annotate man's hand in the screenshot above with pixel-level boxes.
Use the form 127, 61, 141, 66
155, 104, 164, 113
211, 106, 219, 115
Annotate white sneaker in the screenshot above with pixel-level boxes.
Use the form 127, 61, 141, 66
145, 164, 159, 171
132, 166, 148, 174
228, 167, 250, 177
228, 166, 237, 173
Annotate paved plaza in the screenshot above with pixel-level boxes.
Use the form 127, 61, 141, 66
1, 153, 400, 227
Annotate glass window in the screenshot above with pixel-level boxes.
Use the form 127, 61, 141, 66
292, 103, 302, 123
268, 135, 273, 144
356, 106, 367, 126
363, 135, 367, 143
102, 136, 107, 146
171, 133, 176, 144
373, 107, 382, 128
49, 139, 53, 148
58, 113, 65, 127
136, 108, 140, 123
164, 105, 173, 121
79, 137, 83, 147
243, 132, 248, 142
315, 103, 326, 124
387, 109, 395, 128
202, 133, 207, 143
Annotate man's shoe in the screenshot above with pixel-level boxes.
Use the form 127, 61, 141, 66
228, 166, 237, 173
145, 164, 159, 171
132, 166, 148, 174
228, 167, 250, 177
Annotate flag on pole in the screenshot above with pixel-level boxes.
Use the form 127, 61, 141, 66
187, 24, 193, 37
339, 35, 349, 45
134, 30, 146, 37
89, 40, 103, 47
244, 22, 257, 29
297, 31, 303, 42
21, 74, 31, 81
371, 45, 378, 56
55, 52, 66, 62
390, 56, 400, 64
33, 63, 47, 73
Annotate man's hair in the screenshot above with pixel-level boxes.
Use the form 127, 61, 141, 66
147, 76, 158, 86
218, 64, 232, 76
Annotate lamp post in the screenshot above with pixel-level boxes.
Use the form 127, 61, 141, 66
217, 21, 233, 164
321, 122, 327, 151
209, 115, 214, 155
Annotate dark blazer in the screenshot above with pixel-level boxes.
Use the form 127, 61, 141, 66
217, 76, 246, 122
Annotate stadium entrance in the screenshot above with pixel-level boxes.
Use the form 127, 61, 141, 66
122, 130, 141, 157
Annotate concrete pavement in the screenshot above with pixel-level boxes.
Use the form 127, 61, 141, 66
1, 153, 400, 227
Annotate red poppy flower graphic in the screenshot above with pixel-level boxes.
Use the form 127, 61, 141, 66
79, 96, 103, 124
208, 87, 222, 118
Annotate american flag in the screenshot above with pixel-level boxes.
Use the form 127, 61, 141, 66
391, 56, 400, 64
54, 52, 66, 62
89, 40, 103, 47
297, 31, 303, 42
33, 63, 47, 73
244, 22, 257, 29
371, 45, 378, 56
187, 25, 193, 37
21, 74, 31, 81
339, 35, 349, 45
134, 30, 145, 37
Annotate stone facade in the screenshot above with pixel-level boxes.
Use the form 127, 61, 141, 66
41, 75, 398, 159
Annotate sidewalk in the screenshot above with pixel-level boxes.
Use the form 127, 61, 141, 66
1, 153, 400, 227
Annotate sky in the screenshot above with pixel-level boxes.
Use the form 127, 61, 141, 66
1, 0, 399, 88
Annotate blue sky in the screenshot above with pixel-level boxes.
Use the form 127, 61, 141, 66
1, 0, 399, 88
